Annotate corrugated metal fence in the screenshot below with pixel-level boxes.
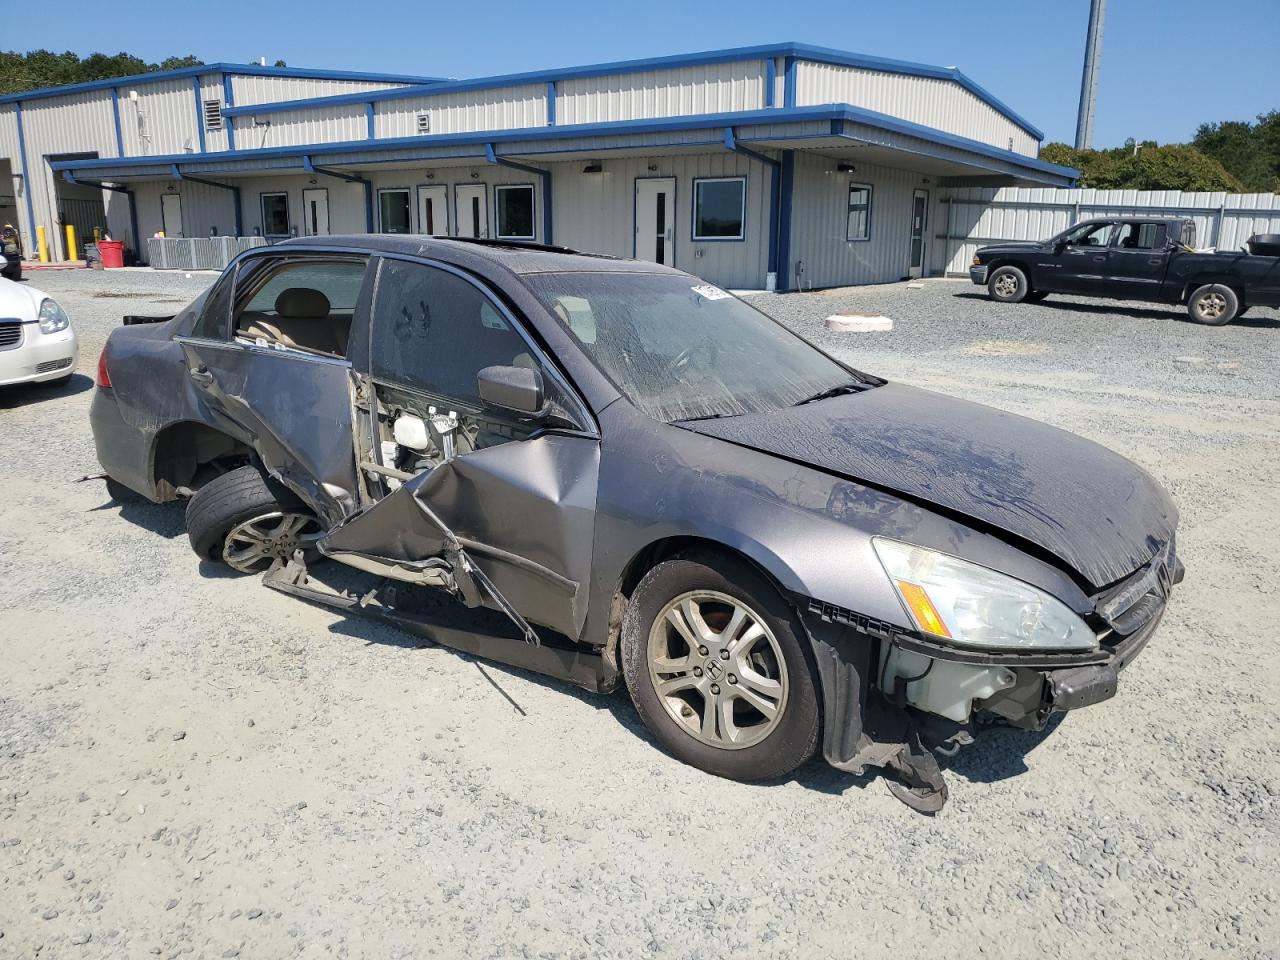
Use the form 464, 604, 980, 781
146, 236, 268, 271
934, 187, 1280, 276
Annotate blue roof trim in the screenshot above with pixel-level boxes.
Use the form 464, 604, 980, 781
47, 104, 1076, 182
213, 42, 1042, 139
0, 62, 443, 105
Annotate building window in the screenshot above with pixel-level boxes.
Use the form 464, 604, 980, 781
378, 189, 412, 233
495, 184, 535, 240
260, 192, 290, 238
692, 177, 746, 241
846, 183, 872, 241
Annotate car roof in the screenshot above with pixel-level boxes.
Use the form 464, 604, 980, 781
279, 234, 688, 277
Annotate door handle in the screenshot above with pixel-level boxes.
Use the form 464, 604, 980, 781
665, 228, 672, 241
1092, 255, 1106, 262
189, 364, 213, 386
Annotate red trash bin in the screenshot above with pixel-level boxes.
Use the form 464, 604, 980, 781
98, 240, 125, 268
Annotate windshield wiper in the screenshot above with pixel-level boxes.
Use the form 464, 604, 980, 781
793, 380, 874, 407
673, 411, 740, 423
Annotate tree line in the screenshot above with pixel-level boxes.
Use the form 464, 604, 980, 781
1034, 111, 1278, 193
0, 50, 286, 96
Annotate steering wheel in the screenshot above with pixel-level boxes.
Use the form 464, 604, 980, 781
666, 338, 718, 376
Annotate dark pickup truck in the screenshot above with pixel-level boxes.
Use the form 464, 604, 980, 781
970, 216, 1280, 325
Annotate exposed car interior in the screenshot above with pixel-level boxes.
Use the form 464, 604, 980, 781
233, 259, 367, 358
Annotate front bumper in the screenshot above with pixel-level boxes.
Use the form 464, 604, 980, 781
0, 323, 79, 385
969, 264, 988, 285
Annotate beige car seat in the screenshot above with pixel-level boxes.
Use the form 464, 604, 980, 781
239, 288, 351, 356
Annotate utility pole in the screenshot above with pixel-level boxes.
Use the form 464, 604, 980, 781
1074, 0, 1106, 150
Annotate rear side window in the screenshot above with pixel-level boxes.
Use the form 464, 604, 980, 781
370, 259, 535, 406
1115, 222, 1165, 250
191, 269, 235, 340
232, 258, 367, 358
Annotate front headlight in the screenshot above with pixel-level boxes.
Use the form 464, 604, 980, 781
873, 538, 1097, 651
38, 298, 70, 334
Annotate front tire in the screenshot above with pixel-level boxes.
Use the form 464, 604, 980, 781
1187, 283, 1239, 325
184, 464, 321, 573
621, 553, 821, 781
987, 265, 1029, 303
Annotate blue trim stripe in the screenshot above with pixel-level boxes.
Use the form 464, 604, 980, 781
14, 102, 37, 245
765, 58, 775, 108
222, 74, 236, 150
722, 127, 780, 273
365, 102, 375, 138
192, 77, 207, 153
546, 80, 556, 126
0, 62, 445, 105
110, 88, 125, 157
49, 105, 1078, 183
777, 150, 795, 289
210, 42, 1044, 140
783, 57, 797, 109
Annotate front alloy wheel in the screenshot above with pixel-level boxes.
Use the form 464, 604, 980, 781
621, 553, 821, 781
647, 591, 789, 749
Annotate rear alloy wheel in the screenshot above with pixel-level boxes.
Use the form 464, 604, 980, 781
184, 464, 322, 573
987, 265, 1029, 303
1187, 283, 1239, 326
621, 554, 821, 781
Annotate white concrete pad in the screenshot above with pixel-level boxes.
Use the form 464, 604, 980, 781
825, 313, 893, 332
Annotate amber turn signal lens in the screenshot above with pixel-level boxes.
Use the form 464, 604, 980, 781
896, 580, 952, 639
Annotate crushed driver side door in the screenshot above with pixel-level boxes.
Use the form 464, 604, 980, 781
318, 256, 600, 641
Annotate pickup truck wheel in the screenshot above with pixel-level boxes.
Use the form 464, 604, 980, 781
621, 553, 821, 782
184, 464, 322, 573
1187, 284, 1239, 325
987, 265, 1029, 303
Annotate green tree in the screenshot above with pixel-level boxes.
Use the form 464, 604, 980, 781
0, 50, 204, 95
1041, 141, 1243, 192
1194, 112, 1280, 192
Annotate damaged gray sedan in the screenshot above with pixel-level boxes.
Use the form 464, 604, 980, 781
89, 236, 1182, 811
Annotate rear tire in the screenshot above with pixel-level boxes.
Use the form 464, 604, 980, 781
621, 552, 821, 782
1187, 284, 1239, 325
184, 464, 321, 572
987, 265, 1029, 303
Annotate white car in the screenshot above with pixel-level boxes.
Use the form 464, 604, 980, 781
0, 277, 78, 387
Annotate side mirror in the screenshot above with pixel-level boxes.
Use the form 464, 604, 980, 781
1053, 240, 1068, 253
477, 365, 544, 416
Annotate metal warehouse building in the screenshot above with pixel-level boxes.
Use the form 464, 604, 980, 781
0, 43, 1076, 290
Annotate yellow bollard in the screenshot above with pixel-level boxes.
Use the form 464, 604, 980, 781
65, 224, 79, 262
36, 224, 49, 263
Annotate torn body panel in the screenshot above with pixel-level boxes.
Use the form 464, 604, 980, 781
322, 433, 600, 640
175, 339, 359, 525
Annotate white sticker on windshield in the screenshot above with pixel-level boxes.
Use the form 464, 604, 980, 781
690, 284, 731, 301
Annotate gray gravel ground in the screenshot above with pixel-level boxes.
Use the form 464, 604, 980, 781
1, 268, 1278, 959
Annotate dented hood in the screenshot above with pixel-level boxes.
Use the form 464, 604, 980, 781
680, 382, 1177, 588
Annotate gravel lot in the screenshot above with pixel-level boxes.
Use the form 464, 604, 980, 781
1, 267, 1278, 959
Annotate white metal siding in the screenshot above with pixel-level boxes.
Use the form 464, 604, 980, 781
557, 62, 766, 125
229, 75, 409, 107
551, 151, 770, 289
794, 62, 1039, 155
237, 103, 368, 149
375, 84, 546, 138
787, 151, 927, 289
933, 186, 1280, 275
199, 75, 230, 153
120, 77, 201, 157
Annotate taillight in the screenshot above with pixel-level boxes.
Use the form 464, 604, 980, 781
95, 348, 112, 388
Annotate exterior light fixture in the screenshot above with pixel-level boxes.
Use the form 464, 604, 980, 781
837, 163, 857, 173
583, 161, 603, 173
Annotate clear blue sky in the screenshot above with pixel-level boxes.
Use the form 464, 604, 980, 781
9, 0, 1278, 147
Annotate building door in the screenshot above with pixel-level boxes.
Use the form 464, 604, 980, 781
417, 184, 448, 236
908, 189, 928, 278
302, 188, 330, 236
634, 178, 674, 265
378, 189, 412, 234
161, 193, 184, 238
454, 184, 488, 238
